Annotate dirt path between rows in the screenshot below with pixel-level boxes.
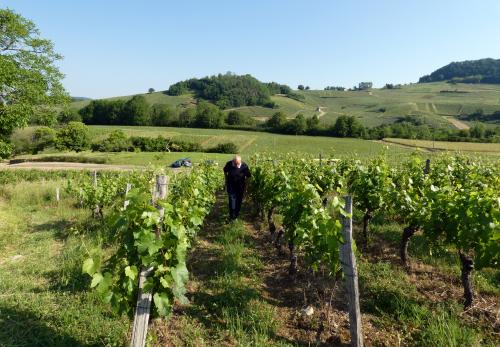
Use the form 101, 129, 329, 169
0, 162, 140, 171
444, 116, 470, 130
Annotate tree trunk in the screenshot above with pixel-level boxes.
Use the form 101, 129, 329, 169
275, 227, 284, 254
267, 206, 276, 236
288, 240, 297, 275
362, 211, 373, 246
459, 252, 474, 309
400, 225, 418, 267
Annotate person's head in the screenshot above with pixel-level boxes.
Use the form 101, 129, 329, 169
233, 155, 242, 166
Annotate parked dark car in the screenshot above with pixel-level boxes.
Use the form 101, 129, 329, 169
171, 158, 192, 168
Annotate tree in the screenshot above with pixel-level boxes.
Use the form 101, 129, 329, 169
297, 85, 305, 90
288, 114, 307, 135
56, 122, 91, 152
267, 112, 287, 129
178, 108, 196, 127
306, 115, 321, 133
0, 9, 68, 157
148, 88, 155, 94
122, 95, 150, 125
227, 110, 254, 126
151, 104, 175, 126
305, 86, 310, 90
31, 126, 56, 154
331, 116, 349, 137
331, 115, 365, 137
470, 123, 486, 138
58, 108, 82, 123
194, 102, 224, 128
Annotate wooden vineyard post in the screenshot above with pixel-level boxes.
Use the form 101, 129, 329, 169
56, 187, 60, 202
339, 195, 364, 347
319, 153, 323, 167
124, 183, 132, 209
131, 174, 169, 347
92, 170, 100, 218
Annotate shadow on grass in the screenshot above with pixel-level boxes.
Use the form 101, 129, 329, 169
0, 304, 83, 347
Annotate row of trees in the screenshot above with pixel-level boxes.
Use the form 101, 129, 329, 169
265, 112, 500, 142
78, 97, 257, 128
266, 113, 365, 137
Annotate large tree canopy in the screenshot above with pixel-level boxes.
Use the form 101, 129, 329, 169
0, 8, 68, 156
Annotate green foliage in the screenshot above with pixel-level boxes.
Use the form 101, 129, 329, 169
129, 135, 201, 152
79, 99, 127, 125
81, 165, 222, 316
285, 114, 307, 135
31, 126, 56, 154
91, 130, 132, 152
178, 108, 196, 127
0, 8, 68, 147
58, 108, 82, 123
249, 155, 346, 274
167, 73, 275, 109
56, 122, 91, 152
194, 101, 224, 128
330, 115, 365, 138
122, 95, 151, 126
151, 103, 175, 126
349, 156, 391, 216
206, 142, 239, 154
420, 58, 500, 84
226, 110, 255, 126
0, 140, 13, 159
266, 111, 287, 129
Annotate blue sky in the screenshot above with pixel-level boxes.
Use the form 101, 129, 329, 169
4, 0, 500, 98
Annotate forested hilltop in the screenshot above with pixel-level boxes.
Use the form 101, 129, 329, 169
419, 58, 500, 84
166, 73, 300, 108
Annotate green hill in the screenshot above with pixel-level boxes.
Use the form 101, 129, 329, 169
71, 82, 500, 129
419, 58, 500, 84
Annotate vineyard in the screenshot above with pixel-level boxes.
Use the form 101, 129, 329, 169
0, 153, 498, 346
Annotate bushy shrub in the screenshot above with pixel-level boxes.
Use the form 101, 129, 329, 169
56, 122, 91, 152
91, 130, 132, 152
129, 136, 201, 152
32, 126, 57, 153
206, 142, 239, 154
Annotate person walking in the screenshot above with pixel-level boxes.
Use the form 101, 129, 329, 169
223, 155, 251, 220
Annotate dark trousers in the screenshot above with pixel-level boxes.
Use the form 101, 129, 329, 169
227, 189, 244, 219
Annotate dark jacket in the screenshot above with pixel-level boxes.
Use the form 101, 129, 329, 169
223, 160, 251, 193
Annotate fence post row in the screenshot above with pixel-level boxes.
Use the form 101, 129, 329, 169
131, 175, 169, 347
339, 195, 364, 347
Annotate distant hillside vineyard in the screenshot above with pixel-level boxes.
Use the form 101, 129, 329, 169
419, 58, 500, 84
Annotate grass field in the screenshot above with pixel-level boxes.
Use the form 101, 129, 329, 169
11, 126, 418, 166
11, 125, 500, 168
383, 138, 500, 153
69, 82, 500, 129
